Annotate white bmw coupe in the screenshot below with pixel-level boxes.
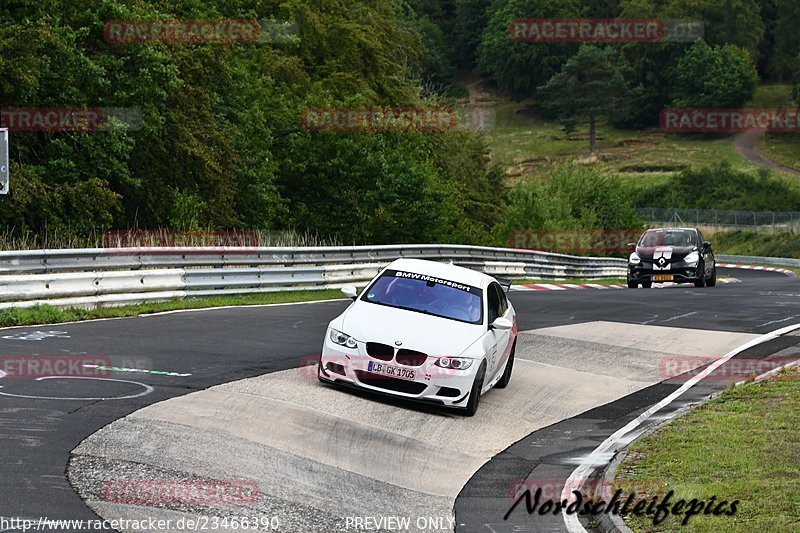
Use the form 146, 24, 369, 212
318, 258, 517, 416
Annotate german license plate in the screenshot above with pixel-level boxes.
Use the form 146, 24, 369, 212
367, 361, 416, 381
653, 275, 674, 281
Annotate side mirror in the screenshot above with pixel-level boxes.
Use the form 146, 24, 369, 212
341, 286, 358, 300
491, 317, 513, 331
626, 242, 636, 251
702, 241, 712, 249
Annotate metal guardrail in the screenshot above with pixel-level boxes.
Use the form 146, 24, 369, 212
0, 245, 792, 310
716, 254, 800, 268
0, 244, 625, 274
0, 245, 627, 309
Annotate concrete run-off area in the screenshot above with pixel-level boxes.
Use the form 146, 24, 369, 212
68, 322, 759, 532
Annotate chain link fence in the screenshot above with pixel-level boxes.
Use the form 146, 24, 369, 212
637, 208, 800, 232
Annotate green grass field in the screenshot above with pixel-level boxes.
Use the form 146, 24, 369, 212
0, 290, 345, 328
464, 79, 800, 185
614, 367, 800, 532
758, 133, 800, 171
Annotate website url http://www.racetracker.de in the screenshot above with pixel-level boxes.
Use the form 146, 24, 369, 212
0, 515, 281, 531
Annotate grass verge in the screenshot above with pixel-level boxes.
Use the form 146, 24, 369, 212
758, 133, 800, 172
614, 366, 800, 532
712, 231, 800, 259
0, 290, 345, 328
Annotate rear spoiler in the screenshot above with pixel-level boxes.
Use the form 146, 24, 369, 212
494, 276, 513, 292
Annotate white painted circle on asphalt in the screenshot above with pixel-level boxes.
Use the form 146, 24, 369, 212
0, 375, 154, 401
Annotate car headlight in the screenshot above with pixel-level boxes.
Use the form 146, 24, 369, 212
629, 252, 641, 265
435, 357, 474, 370
329, 329, 358, 349
684, 251, 700, 265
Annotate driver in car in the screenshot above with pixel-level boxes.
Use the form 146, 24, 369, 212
442, 288, 481, 322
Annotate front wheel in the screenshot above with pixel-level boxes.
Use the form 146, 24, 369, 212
641, 280, 652, 288
495, 342, 516, 389
706, 267, 717, 287
627, 279, 638, 288
464, 362, 486, 417
694, 262, 707, 287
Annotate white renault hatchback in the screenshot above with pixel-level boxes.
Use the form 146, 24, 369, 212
318, 258, 517, 416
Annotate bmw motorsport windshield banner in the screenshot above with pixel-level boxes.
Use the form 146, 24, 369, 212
386, 269, 482, 295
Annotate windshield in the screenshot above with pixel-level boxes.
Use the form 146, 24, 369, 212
361, 269, 483, 325
639, 229, 698, 248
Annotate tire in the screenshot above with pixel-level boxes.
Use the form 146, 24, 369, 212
694, 262, 706, 287
495, 342, 516, 389
464, 362, 486, 417
706, 267, 717, 287
641, 280, 652, 288
627, 280, 638, 289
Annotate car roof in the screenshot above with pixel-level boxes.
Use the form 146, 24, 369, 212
387, 258, 492, 288
644, 227, 699, 232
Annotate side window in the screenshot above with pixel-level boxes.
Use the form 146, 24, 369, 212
494, 283, 508, 316
487, 284, 500, 325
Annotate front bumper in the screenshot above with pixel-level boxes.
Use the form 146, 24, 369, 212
628, 262, 701, 283
318, 335, 477, 408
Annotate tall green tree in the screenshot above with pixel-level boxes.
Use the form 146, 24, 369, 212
615, 0, 764, 126
670, 40, 759, 108
538, 45, 629, 153
662, 0, 764, 63
793, 52, 800, 104
771, 0, 800, 80
477, 0, 582, 99
452, 0, 492, 68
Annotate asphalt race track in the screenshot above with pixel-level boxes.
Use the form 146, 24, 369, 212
2, 267, 800, 532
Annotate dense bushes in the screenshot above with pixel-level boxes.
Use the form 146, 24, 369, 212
712, 231, 800, 258
475, 0, 781, 125
494, 165, 642, 243
2, 0, 798, 248
0, 0, 502, 245
635, 163, 800, 211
